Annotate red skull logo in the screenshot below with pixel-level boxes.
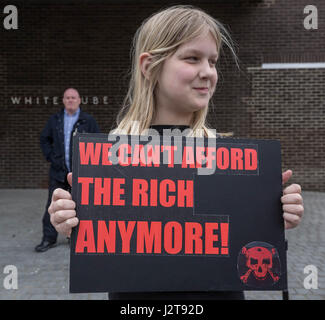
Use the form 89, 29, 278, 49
238, 243, 280, 286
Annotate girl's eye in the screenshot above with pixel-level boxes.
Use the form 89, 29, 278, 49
186, 56, 199, 62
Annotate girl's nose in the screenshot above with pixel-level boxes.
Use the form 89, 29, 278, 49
199, 60, 216, 79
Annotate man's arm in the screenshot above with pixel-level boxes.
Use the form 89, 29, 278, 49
90, 116, 100, 133
40, 117, 54, 161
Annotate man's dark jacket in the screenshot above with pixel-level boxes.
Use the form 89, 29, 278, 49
40, 108, 100, 182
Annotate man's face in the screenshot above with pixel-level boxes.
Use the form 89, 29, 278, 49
63, 89, 81, 114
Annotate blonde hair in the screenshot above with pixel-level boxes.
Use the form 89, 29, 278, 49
115, 5, 237, 137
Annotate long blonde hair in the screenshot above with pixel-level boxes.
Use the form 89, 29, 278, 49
115, 5, 237, 137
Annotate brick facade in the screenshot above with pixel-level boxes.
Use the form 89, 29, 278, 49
0, 0, 324, 190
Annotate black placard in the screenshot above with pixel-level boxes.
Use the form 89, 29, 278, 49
70, 133, 287, 293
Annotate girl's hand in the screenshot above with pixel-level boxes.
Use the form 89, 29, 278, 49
48, 173, 79, 237
281, 170, 304, 230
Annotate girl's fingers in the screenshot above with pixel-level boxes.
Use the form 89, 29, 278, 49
283, 212, 301, 229
49, 198, 76, 215
281, 193, 303, 205
48, 187, 77, 236
283, 183, 302, 195
281, 183, 304, 230
282, 204, 304, 217
49, 189, 73, 214
52, 188, 72, 201
55, 217, 79, 236
52, 210, 76, 224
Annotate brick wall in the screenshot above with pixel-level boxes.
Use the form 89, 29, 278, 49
0, 0, 324, 190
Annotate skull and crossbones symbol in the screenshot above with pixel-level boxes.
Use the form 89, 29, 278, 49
240, 246, 279, 283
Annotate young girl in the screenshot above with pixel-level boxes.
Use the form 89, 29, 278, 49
48, 5, 304, 300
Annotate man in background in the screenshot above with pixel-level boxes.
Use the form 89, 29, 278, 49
35, 88, 100, 252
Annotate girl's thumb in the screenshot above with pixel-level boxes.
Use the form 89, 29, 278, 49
282, 169, 292, 185
67, 172, 73, 187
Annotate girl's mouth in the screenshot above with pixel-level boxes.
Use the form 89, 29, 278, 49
193, 87, 209, 93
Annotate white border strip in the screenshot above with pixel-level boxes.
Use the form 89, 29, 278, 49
262, 63, 325, 69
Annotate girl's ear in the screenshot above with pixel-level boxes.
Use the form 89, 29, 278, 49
139, 52, 152, 80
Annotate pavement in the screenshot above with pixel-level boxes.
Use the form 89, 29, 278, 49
0, 189, 324, 300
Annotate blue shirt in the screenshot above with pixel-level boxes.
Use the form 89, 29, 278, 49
64, 108, 80, 171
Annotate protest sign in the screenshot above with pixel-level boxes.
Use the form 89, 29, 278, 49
70, 131, 287, 293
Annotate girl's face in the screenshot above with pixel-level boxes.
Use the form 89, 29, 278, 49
154, 32, 218, 123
